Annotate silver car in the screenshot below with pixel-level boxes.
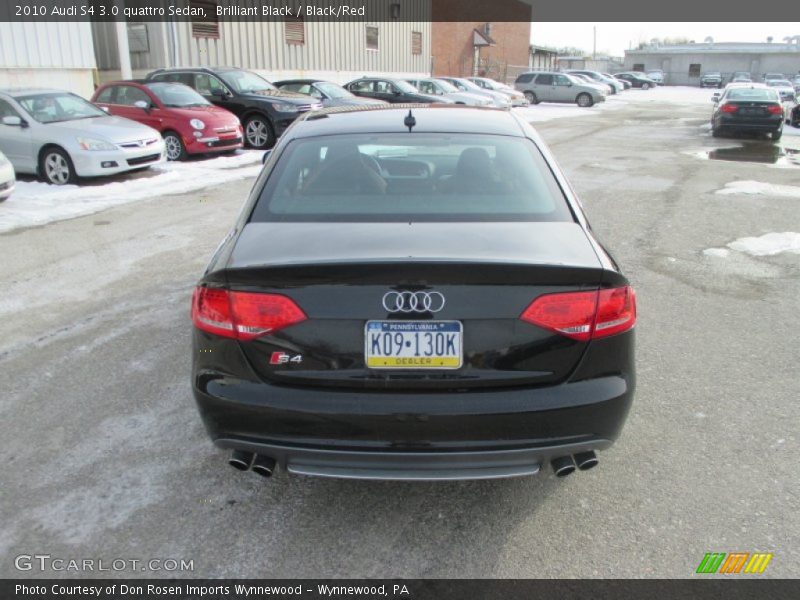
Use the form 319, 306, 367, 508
436, 77, 511, 108
0, 88, 166, 185
513, 71, 607, 107
406, 78, 492, 106
467, 77, 529, 107
0, 149, 14, 201
566, 70, 624, 94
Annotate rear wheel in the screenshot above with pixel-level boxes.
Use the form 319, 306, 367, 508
641, 82, 651, 90
524, 91, 538, 105
39, 147, 76, 186
163, 131, 188, 161
772, 128, 782, 141
244, 115, 275, 149
576, 93, 593, 107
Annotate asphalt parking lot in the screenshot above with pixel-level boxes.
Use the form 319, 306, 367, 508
1, 94, 798, 578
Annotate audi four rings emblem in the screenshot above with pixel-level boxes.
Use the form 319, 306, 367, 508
382, 291, 446, 313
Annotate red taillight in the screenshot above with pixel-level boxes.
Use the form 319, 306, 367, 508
767, 104, 784, 115
520, 286, 636, 341
720, 103, 738, 113
191, 287, 306, 341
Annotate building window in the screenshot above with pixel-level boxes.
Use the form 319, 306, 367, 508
411, 31, 422, 55
284, 17, 305, 45
190, 1, 220, 39
366, 26, 379, 51
689, 64, 701, 77
633, 63, 645, 72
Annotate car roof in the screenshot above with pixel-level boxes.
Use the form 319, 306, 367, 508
0, 88, 70, 97
274, 79, 322, 84
287, 105, 526, 139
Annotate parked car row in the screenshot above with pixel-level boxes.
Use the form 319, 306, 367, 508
512, 69, 651, 108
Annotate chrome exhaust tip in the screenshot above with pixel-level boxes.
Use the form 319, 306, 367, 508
228, 450, 254, 471
251, 454, 276, 478
551, 455, 576, 477
574, 450, 598, 471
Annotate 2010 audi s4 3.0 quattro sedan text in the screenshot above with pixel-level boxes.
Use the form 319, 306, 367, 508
191, 104, 636, 481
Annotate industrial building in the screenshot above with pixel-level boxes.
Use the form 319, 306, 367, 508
624, 41, 800, 85
0, 22, 97, 97
92, 1, 432, 85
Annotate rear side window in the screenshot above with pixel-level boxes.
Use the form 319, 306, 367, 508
515, 73, 534, 84
95, 87, 116, 103
250, 133, 573, 223
535, 74, 553, 85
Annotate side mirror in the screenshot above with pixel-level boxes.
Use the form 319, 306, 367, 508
261, 150, 272, 164
133, 100, 150, 112
393, 89, 402, 96
712, 93, 720, 103
1, 115, 22, 127
211, 89, 228, 98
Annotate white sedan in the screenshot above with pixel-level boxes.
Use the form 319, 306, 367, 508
0, 149, 14, 201
0, 88, 165, 185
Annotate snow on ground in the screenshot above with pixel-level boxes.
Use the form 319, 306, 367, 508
727, 232, 800, 256
514, 86, 716, 123
0, 151, 263, 233
715, 180, 800, 198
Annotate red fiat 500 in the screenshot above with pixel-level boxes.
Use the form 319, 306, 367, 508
92, 81, 243, 160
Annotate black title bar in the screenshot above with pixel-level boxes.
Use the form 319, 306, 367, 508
1, 0, 800, 22
2, 579, 796, 600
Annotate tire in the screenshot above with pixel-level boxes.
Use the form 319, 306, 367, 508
642, 83, 651, 90
163, 131, 188, 161
576, 93, 594, 107
772, 128, 782, 141
524, 91, 538, 105
39, 146, 77, 186
711, 127, 722, 138
244, 115, 275, 149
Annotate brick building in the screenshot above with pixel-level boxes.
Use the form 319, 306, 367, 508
430, 1, 532, 81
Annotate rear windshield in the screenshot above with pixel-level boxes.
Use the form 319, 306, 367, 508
726, 88, 779, 101
250, 133, 573, 223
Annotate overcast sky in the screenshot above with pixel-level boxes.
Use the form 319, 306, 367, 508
530, 22, 800, 57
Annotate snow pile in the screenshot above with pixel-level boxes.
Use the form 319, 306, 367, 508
727, 232, 800, 256
702, 247, 730, 258
715, 180, 800, 198
0, 151, 263, 233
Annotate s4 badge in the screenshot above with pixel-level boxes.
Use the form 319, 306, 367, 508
269, 352, 303, 365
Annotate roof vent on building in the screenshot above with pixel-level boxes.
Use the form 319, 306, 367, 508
767, 36, 773, 43
704, 36, 714, 45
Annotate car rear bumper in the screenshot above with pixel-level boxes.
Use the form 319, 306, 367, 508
192, 333, 634, 479
716, 115, 783, 130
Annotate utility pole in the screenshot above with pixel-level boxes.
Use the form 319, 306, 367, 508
593, 26, 597, 59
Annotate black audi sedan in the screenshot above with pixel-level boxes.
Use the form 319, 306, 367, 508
191, 105, 636, 481
273, 79, 387, 107
344, 77, 456, 104
146, 67, 322, 149
711, 84, 784, 140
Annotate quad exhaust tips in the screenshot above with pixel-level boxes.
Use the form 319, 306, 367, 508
551, 451, 598, 477
228, 450, 276, 477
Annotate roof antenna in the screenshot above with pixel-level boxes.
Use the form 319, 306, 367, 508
404, 109, 416, 132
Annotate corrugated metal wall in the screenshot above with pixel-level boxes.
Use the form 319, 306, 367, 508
92, 0, 431, 78
0, 22, 96, 69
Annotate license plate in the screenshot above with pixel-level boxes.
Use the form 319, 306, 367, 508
365, 321, 462, 369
